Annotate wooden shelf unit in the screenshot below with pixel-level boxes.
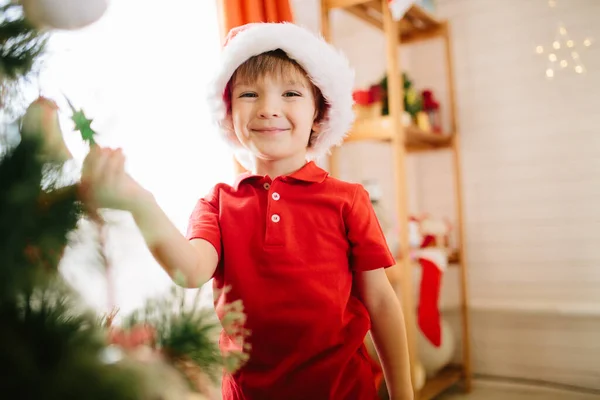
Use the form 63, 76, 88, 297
320, 1, 472, 399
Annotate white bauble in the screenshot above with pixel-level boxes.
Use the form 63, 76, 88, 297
20, 0, 109, 30
417, 318, 456, 378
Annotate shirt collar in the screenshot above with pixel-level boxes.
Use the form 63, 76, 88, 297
234, 161, 329, 189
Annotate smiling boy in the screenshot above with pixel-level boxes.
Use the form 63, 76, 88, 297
81, 22, 413, 400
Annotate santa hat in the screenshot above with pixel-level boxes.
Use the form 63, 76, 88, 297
207, 22, 355, 170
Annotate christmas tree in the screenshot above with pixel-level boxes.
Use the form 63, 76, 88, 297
0, 2, 247, 398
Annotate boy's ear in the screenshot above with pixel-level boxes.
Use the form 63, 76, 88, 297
311, 118, 322, 135
308, 120, 322, 148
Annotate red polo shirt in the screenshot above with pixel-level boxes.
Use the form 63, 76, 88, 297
187, 161, 395, 400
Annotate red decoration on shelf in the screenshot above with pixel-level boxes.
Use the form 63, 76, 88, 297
353, 84, 383, 106
421, 89, 442, 133
418, 255, 444, 347
352, 89, 371, 106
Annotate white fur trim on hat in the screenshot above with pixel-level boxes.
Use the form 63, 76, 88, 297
207, 22, 355, 170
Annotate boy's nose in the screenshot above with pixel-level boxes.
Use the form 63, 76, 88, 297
257, 98, 282, 118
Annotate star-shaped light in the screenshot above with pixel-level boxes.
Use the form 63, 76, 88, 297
535, 0, 593, 79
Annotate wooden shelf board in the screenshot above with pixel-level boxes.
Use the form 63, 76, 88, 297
346, 116, 454, 152
406, 126, 454, 152
347, 115, 395, 142
418, 365, 463, 400
324, 0, 368, 8
327, 1, 444, 44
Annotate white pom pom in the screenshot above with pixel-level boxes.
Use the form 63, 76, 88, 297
21, 0, 109, 30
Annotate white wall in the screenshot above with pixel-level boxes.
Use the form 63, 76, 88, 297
292, 0, 600, 391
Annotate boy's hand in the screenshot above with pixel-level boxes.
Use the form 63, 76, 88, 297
80, 146, 149, 213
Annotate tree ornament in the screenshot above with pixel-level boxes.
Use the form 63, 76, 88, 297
20, 96, 72, 162
65, 96, 97, 145
19, 0, 109, 31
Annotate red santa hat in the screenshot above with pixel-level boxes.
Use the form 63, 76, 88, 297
207, 22, 355, 170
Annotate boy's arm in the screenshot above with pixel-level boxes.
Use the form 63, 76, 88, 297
80, 146, 218, 287
355, 268, 414, 400
131, 190, 218, 288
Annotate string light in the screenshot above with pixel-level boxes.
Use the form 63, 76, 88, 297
535, 0, 593, 79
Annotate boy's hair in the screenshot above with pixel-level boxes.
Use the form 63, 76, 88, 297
225, 49, 328, 145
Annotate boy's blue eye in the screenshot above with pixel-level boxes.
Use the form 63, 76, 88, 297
283, 91, 301, 97
239, 92, 257, 98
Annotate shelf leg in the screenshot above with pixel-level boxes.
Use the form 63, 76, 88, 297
444, 22, 473, 393
381, 0, 420, 397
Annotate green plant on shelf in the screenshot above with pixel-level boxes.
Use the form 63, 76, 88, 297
379, 73, 422, 119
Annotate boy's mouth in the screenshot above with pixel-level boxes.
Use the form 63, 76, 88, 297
251, 127, 289, 133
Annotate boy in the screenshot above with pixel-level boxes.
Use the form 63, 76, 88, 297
81, 22, 413, 400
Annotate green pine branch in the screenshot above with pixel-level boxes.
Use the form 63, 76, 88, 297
121, 285, 224, 387
0, 2, 49, 116
0, 136, 85, 299
0, 19, 46, 79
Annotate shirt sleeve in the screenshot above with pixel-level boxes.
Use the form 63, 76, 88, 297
186, 186, 222, 260
346, 184, 396, 272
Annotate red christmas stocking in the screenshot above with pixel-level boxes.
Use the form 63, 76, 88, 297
417, 249, 446, 347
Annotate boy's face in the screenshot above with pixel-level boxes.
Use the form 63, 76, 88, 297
230, 70, 320, 164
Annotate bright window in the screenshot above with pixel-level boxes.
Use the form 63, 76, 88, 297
40, 0, 233, 314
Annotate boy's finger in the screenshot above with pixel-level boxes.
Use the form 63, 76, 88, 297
90, 147, 112, 184
82, 145, 103, 176
105, 149, 125, 187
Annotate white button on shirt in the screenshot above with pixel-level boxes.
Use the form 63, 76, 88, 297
272, 192, 280, 201
271, 214, 280, 223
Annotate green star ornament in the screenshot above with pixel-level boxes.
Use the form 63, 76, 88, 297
64, 96, 97, 146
